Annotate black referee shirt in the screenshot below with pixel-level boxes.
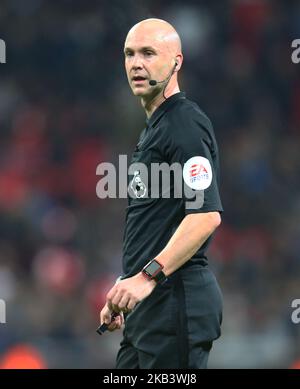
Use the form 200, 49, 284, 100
122, 92, 223, 278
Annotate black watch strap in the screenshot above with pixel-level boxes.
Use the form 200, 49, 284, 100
153, 269, 168, 284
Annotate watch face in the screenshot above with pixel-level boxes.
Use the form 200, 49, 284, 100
145, 261, 161, 275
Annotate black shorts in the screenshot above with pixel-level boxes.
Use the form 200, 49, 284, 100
116, 264, 223, 369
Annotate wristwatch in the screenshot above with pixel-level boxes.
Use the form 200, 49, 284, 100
142, 259, 168, 285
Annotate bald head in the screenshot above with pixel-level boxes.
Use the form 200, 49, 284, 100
125, 18, 182, 57
124, 18, 183, 103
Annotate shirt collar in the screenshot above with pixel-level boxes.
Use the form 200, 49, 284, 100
145, 92, 186, 128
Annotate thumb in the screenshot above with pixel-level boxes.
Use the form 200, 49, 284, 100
105, 316, 113, 325
102, 311, 113, 325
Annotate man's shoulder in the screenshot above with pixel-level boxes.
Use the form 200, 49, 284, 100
163, 95, 214, 138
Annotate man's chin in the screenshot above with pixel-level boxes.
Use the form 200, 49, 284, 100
132, 88, 148, 97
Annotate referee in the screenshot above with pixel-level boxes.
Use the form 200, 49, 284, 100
100, 18, 223, 369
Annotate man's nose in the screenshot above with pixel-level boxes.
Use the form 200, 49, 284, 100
132, 55, 143, 69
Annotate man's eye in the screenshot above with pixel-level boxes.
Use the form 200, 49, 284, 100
125, 52, 133, 57
145, 51, 153, 56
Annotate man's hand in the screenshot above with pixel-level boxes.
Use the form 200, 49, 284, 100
106, 272, 156, 313
99, 303, 124, 332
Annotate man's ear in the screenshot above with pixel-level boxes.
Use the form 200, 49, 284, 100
174, 55, 183, 71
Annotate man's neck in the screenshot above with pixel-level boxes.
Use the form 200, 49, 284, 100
141, 84, 180, 119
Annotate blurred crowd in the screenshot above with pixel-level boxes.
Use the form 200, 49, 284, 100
0, 0, 299, 368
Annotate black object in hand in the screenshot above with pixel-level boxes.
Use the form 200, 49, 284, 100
96, 311, 119, 335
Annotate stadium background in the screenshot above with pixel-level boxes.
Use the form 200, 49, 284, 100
0, 0, 299, 368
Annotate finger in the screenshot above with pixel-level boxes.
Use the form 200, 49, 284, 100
106, 285, 117, 302
108, 301, 121, 312
119, 317, 125, 328
101, 314, 111, 325
107, 317, 120, 331
110, 290, 123, 310
127, 299, 137, 311
115, 315, 123, 327
118, 295, 130, 311
100, 308, 112, 325
111, 313, 124, 330
112, 323, 121, 331
106, 286, 119, 310
107, 301, 115, 312
112, 304, 122, 313
108, 323, 117, 332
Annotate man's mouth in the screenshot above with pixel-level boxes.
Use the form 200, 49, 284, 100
132, 76, 147, 82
